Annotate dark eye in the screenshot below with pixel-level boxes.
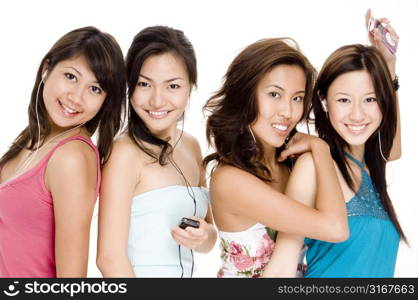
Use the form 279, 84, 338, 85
138, 81, 149, 87
293, 96, 304, 102
65, 73, 76, 81
337, 98, 350, 103
365, 97, 377, 103
91, 86, 102, 95
269, 92, 280, 98
169, 84, 180, 89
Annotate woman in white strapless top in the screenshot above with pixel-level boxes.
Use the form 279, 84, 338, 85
97, 26, 217, 278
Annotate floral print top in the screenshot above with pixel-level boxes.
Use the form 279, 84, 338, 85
217, 223, 306, 278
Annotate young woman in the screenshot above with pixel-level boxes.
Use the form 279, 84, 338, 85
203, 38, 349, 278
0, 27, 126, 277
264, 12, 403, 277
97, 26, 217, 278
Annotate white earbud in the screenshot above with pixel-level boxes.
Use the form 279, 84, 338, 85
320, 99, 328, 113
42, 70, 48, 81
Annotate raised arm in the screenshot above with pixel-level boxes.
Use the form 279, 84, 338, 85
96, 138, 139, 277
47, 141, 98, 277
211, 133, 348, 243
366, 9, 401, 161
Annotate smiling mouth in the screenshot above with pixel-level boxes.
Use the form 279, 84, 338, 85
146, 110, 171, 119
345, 123, 369, 134
272, 123, 290, 136
58, 100, 80, 117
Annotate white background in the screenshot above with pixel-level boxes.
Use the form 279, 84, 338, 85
0, 0, 417, 277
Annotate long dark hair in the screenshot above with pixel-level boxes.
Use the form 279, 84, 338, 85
125, 25, 197, 165
0, 26, 126, 166
309, 44, 406, 241
203, 38, 316, 181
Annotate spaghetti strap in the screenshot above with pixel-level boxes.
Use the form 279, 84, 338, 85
344, 151, 365, 171
40, 135, 101, 197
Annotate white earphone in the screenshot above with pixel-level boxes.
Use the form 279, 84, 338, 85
320, 99, 328, 113
42, 70, 48, 81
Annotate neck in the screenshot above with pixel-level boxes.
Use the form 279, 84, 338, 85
346, 144, 365, 162
261, 143, 278, 171
154, 124, 181, 147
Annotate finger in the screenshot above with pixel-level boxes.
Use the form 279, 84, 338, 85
385, 24, 399, 42
365, 9, 372, 29
171, 226, 193, 239
378, 17, 390, 25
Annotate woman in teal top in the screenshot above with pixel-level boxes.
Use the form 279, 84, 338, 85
262, 11, 405, 278
96, 26, 217, 277
304, 152, 400, 277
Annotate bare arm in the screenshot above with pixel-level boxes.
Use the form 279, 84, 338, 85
262, 153, 317, 277
171, 134, 217, 253
96, 138, 139, 277
212, 134, 348, 242
366, 9, 401, 161
47, 141, 98, 277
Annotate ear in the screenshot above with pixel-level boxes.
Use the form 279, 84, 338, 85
41, 59, 50, 81
321, 99, 328, 113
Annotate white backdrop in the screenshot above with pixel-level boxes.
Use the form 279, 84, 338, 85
1, 0, 417, 277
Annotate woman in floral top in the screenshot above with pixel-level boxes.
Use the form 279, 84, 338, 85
203, 38, 348, 277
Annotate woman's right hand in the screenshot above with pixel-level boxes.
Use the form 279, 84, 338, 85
278, 132, 328, 162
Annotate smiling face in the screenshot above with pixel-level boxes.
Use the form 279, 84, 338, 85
42, 55, 106, 131
251, 64, 306, 150
326, 70, 383, 149
130, 52, 191, 138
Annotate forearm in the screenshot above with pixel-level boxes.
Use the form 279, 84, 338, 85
311, 142, 347, 223
195, 224, 217, 253
97, 253, 136, 277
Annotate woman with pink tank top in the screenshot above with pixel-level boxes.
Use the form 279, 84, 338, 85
0, 27, 126, 277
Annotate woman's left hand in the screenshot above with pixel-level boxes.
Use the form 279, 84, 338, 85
171, 216, 211, 251
365, 9, 399, 78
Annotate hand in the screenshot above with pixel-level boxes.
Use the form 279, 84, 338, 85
170, 216, 210, 250
278, 132, 326, 162
365, 9, 398, 78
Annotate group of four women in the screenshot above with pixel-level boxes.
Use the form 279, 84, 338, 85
0, 9, 404, 278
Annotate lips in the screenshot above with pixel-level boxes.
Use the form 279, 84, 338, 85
146, 110, 171, 119
272, 123, 290, 136
58, 99, 80, 117
345, 123, 368, 135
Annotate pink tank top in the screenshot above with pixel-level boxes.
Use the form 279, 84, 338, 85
0, 135, 101, 277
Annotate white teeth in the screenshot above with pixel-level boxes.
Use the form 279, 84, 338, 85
272, 124, 288, 131
149, 111, 168, 116
60, 101, 78, 114
347, 124, 366, 131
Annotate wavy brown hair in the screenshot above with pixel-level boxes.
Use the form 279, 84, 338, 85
203, 38, 316, 181
309, 44, 406, 241
0, 26, 126, 166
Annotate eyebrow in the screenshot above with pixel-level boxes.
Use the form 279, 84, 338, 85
334, 92, 375, 97
139, 74, 185, 83
64, 66, 99, 84
267, 84, 305, 94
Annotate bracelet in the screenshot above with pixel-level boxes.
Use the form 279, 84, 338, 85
393, 75, 399, 92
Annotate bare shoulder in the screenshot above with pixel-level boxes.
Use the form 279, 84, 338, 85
49, 139, 97, 171
211, 164, 256, 192
180, 130, 202, 159
108, 134, 144, 165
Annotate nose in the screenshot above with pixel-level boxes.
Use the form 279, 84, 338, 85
67, 85, 84, 106
149, 87, 166, 109
349, 101, 366, 122
277, 98, 292, 119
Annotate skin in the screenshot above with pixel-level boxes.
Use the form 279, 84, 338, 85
0, 55, 104, 277
263, 10, 401, 277
210, 64, 348, 249
96, 52, 217, 277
